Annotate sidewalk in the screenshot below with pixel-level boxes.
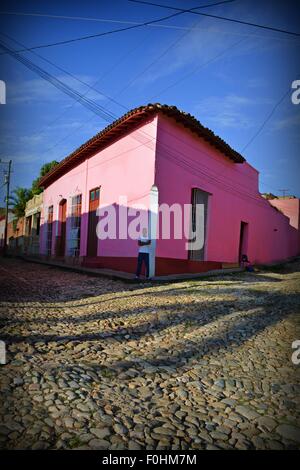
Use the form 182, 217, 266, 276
19, 255, 243, 283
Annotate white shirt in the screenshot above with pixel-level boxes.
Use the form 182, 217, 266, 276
138, 236, 151, 254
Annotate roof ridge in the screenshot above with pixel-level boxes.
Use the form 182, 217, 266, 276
39, 103, 245, 188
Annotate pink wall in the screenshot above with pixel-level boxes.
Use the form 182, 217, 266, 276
154, 115, 299, 264
40, 118, 157, 258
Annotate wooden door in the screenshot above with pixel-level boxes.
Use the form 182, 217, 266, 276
87, 188, 100, 257
189, 188, 209, 261
47, 206, 53, 256
59, 199, 67, 256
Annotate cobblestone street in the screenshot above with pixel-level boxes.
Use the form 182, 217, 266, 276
0, 257, 300, 450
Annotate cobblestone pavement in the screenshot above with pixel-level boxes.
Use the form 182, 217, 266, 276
0, 257, 300, 450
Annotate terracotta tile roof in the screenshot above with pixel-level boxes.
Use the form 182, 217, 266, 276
38, 103, 245, 188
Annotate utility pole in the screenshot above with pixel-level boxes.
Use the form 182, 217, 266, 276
0, 159, 12, 256
278, 189, 289, 198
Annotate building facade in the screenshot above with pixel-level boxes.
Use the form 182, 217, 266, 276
23, 193, 43, 256
38, 104, 300, 276
7, 216, 25, 254
0, 210, 15, 250
1, 195, 42, 256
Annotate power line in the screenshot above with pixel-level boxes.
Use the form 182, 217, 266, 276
0, 36, 126, 160
0, 2, 236, 54
129, 0, 300, 38
114, 15, 204, 97
42, 118, 274, 209
0, 2, 239, 117
147, 121, 279, 193
5, 29, 288, 196
278, 189, 290, 197
147, 102, 287, 195
0, 39, 157, 167
42, 107, 279, 205
1, 25, 244, 163
0, 1, 236, 23
0, 32, 149, 160
0, 33, 122, 111
0, 9, 296, 42
0, 13, 182, 53
0, 30, 151, 129
0, 39, 118, 122
1, 34, 287, 198
1, 5, 241, 160
148, 37, 245, 100
4, 32, 278, 196
241, 87, 292, 151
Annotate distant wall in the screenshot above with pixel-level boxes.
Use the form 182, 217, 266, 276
7, 217, 25, 254
268, 198, 300, 230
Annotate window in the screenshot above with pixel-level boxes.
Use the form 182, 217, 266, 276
90, 188, 100, 201
69, 195, 82, 257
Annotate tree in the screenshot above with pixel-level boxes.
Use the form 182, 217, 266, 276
31, 160, 58, 195
9, 187, 33, 219
8, 161, 59, 219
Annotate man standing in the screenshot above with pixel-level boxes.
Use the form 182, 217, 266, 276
135, 227, 151, 279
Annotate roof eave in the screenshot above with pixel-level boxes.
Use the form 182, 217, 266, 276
38, 104, 245, 188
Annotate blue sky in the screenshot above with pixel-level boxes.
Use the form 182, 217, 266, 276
0, 0, 299, 202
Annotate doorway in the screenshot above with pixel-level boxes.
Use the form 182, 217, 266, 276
189, 188, 209, 261
57, 199, 67, 256
87, 187, 100, 257
238, 221, 249, 262
47, 206, 53, 256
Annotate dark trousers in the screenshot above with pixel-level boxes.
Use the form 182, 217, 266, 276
136, 252, 149, 278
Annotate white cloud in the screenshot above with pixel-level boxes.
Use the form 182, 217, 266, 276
0, 113, 109, 170
8, 75, 106, 105
133, 8, 275, 89
246, 77, 268, 89
3, 153, 41, 164
194, 94, 258, 129
272, 113, 300, 130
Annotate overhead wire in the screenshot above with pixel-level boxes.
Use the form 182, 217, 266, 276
1, 31, 289, 200
0, 1, 238, 54
129, 0, 300, 37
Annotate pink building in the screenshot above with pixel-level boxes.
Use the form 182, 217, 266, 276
38, 104, 300, 276
267, 196, 300, 230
